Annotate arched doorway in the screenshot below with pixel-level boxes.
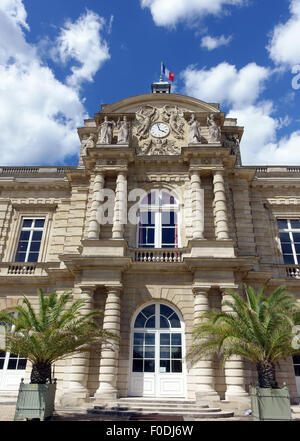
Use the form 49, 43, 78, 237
128, 302, 186, 397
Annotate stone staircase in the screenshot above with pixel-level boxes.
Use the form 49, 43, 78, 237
87, 398, 235, 419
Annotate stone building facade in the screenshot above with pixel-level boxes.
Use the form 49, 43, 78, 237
0, 86, 300, 406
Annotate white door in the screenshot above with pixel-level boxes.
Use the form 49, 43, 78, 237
129, 303, 185, 397
0, 350, 27, 391
293, 356, 300, 397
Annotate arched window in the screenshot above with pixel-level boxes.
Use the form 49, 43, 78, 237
132, 303, 183, 375
137, 190, 179, 248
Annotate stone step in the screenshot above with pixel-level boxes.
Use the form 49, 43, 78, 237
87, 408, 234, 419
117, 398, 197, 405
94, 405, 221, 413
98, 402, 209, 409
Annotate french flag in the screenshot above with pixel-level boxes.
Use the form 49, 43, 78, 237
162, 63, 175, 82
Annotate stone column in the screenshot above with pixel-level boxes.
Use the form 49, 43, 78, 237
221, 291, 249, 401
60, 287, 94, 406
95, 286, 122, 400
193, 288, 219, 400
112, 171, 127, 239
190, 170, 204, 239
213, 170, 229, 240
88, 172, 105, 239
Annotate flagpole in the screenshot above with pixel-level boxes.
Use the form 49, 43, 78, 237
160, 61, 163, 82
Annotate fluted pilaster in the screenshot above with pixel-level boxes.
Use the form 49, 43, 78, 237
88, 172, 105, 239
193, 288, 219, 400
60, 287, 94, 405
112, 171, 127, 239
221, 291, 249, 400
213, 170, 229, 240
190, 170, 204, 239
95, 286, 122, 399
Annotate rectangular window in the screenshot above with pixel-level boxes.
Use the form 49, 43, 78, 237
15, 218, 45, 263
277, 219, 300, 264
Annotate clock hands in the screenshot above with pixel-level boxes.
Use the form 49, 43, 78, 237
158, 123, 168, 134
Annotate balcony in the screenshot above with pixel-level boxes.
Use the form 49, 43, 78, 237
131, 248, 185, 263
0, 262, 51, 277
285, 265, 300, 280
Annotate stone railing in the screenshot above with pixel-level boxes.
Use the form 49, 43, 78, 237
255, 167, 300, 173
7, 264, 37, 275
131, 248, 184, 263
0, 262, 52, 276
285, 265, 300, 279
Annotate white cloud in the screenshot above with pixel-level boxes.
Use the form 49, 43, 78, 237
182, 62, 271, 108
0, 0, 35, 64
227, 103, 278, 164
255, 131, 300, 165
201, 35, 232, 51
140, 0, 245, 27
268, 0, 300, 67
181, 62, 300, 165
55, 10, 110, 89
0, 2, 110, 166
0, 0, 28, 29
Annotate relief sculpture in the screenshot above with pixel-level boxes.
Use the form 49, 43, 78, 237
135, 106, 158, 140
162, 105, 185, 139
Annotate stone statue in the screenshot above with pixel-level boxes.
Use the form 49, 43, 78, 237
224, 133, 242, 166
98, 116, 115, 144
117, 116, 130, 144
82, 133, 95, 154
162, 105, 184, 139
188, 113, 201, 143
207, 114, 221, 143
136, 106, 157, 139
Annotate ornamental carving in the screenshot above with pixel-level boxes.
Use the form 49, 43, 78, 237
137, 139, 180, 156
134, 105, 186, 156
161, 105, 185, 139
135, 106, 158, 140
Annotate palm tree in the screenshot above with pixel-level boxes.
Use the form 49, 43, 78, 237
190, 285, 300, 389
0, 289, 113, 384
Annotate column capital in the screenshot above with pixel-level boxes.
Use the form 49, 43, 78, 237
192, 286, 211, 297
105, 285, 123, 295
77, 285, 96, 297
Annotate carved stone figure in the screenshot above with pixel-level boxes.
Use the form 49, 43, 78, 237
188, 113, 201, 143
224, 133, 242, 166
162, 105, 184, 139
98, 116, 115, 144
207, 114, 221, 143
136, 106, 157, 139
117, 116, 130, 144
82, 133, 95, 154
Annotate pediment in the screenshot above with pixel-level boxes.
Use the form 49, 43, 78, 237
99, 93, 221, 115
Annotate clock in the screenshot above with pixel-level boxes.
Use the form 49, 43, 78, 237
150, 122, 170, 138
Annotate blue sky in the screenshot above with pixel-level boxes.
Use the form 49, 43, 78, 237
0, 0, 300, 165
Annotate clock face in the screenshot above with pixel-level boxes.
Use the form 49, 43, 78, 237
150, 122, 170, 138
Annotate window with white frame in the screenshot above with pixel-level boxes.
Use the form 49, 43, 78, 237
14, 218, 45, 262
0, 314, 27, 372
277, 219, 300, 264
137, 190, 179, 248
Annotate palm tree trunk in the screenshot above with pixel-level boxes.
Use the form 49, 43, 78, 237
30, 362, 52, 384
256, 359, 277, 388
